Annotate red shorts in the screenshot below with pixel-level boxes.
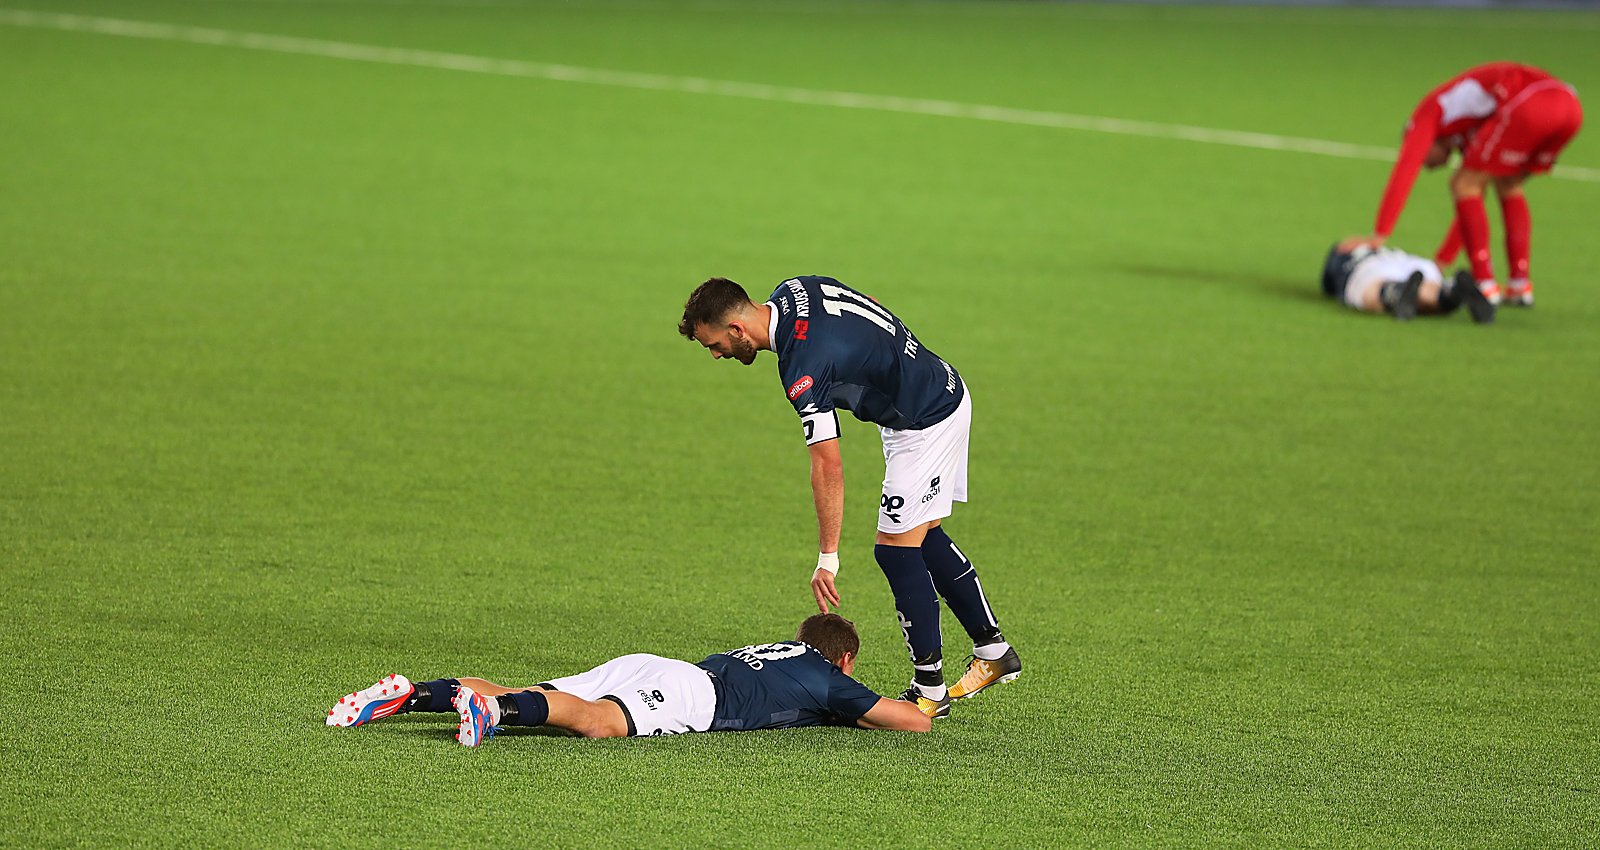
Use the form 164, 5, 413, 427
1463, 81, 1584, 176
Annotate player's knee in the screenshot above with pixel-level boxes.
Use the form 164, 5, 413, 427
573, 714, 628, 738
876, 521, 934, 547
574, 702, 631, 738
1450, 169, 1489, 198
1494, 177, 1526, 198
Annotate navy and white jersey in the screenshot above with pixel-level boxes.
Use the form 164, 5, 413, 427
1322, 243, 1377, 298
1321, 243, 1442, 303
766, 276, 964, 446
695, 641, 883, 731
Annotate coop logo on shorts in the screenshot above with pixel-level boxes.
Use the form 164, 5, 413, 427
638, 689, 667, 712
787, 376, 814, 400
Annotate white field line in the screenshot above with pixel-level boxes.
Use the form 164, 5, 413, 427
3, 8, 1597, 184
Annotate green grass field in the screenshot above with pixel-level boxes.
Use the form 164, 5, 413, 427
3, 1, 1598, 846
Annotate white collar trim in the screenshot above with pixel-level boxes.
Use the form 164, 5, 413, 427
764, 301, 778, 351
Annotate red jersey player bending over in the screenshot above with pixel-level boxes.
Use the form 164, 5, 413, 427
1347, 62, 1583, 307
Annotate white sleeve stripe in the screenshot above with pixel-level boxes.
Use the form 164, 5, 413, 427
1435, 78, 1497, 126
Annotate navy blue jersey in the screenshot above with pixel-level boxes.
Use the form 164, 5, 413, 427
766, 276, 964, 446
696, 641, 883, 731
1322, 243, 1364, 299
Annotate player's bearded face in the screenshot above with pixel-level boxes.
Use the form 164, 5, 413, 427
727, 331, 758, 365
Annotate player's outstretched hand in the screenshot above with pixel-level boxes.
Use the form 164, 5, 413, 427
1338, 234, 1385, 253
811, 568, 840, 613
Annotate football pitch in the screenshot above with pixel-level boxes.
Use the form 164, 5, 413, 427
2, 0, 1597, 845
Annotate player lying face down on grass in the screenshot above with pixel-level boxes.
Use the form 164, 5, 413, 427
678, 276, 1021, 721
325, 614, 931, 746
1321, 242, 1496, 324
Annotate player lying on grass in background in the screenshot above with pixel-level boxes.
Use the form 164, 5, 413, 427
325, 613, 930, 746
1322, 241, 1496, 324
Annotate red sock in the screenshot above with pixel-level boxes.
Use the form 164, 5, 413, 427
1501, 193, 1531, 281
1455, 195, 1494, 283
1435, 215, 1463, 266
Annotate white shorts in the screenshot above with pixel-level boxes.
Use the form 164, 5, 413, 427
1343, 250, 1443, 311
876, 384, 971, 534
542, 654, 716, 737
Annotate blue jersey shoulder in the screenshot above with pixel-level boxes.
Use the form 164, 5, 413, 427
766, 276, 963, 436
696, 640, 881, 731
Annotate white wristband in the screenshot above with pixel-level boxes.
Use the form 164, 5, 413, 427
815, 552, 839, 575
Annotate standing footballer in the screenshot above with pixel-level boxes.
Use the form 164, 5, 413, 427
679, 276, 1021, 718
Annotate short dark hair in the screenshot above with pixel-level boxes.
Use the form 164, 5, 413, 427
678, 277, 753, 340
796, 613, 860, 666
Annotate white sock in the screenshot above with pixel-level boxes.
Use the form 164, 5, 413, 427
914, 681, 948, 700
974, 641, 1011, 661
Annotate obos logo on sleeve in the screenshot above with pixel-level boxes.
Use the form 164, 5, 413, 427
787, 376, 814, 400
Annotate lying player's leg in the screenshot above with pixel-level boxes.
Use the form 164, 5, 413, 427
454, 686, 630, 747
454, 677, 553, 696
326, 674, 545, 727
1365, 271, 1424, 320
1341, 265, 1492, 324
464, 654, 717, 744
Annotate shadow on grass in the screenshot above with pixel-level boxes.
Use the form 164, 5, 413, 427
1107, 262, 1319, 304
327, 713, 576, 740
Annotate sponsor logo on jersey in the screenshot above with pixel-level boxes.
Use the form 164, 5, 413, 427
794, 319, 809, 340
941, 359, 957, 394
783, 279, 811, 317
788, 375, 814, 400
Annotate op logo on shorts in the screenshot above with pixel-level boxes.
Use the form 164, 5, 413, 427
787, 376, 814, 400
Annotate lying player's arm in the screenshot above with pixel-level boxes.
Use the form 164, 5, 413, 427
809, 437, 844, 612
855, 696, 933, 733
